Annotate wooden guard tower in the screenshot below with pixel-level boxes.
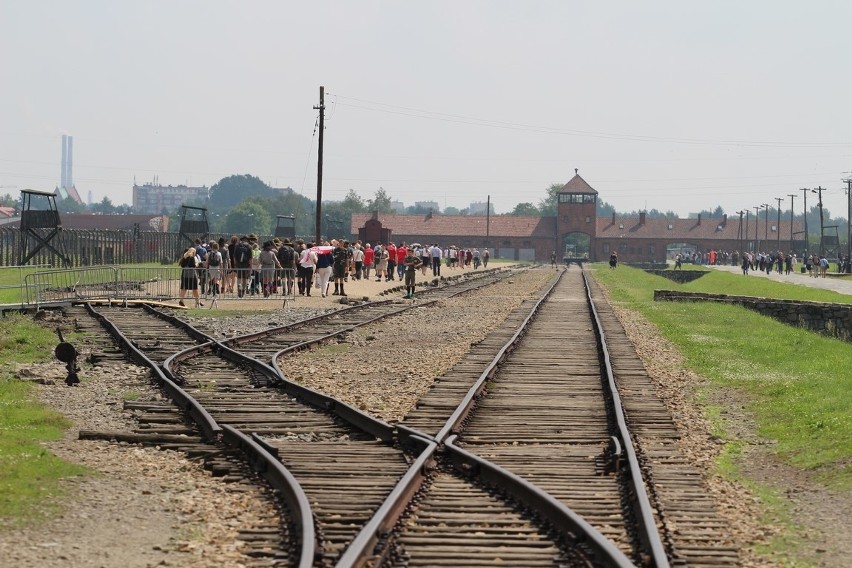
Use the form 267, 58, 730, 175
19, 189, 71, 267
274, 215, 296, 239
177, 205, 209, 256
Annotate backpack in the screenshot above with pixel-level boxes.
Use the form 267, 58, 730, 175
196, 245, 207, 261
278, 245, 295, 267
207, 251, 221, 267
235, 242, 252, 266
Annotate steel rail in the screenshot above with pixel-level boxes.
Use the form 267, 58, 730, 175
83, 303, 222, 441
443, 435, 637, 568
87, 304, 319, 567
581, 267, 671, 568
431, 269, 565, 443
211, 340, 396, 443
220, 425, 317, 568
335, 435, 438, 568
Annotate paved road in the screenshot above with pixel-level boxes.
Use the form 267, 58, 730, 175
708, 264, 852, 296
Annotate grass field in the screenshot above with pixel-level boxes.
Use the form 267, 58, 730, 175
0, 315, 89, 528
590, 264, 852, 490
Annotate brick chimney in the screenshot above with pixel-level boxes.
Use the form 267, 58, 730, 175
639, 211, 646, 225
697, 213, 702, 225
612, 212, 616, 225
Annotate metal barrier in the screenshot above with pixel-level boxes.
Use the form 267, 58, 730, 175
0, 265, 53, 308
24, 266, 298, 307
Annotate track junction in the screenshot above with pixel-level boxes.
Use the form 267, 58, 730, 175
63, 265, 737, 567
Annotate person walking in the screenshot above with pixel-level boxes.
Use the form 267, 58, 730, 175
232, 235, 253, 297
204, 241, 224, 297
259, 241, 282, 297
332, 240, 350, 296
402, 248, 422, 299
363, 243, 374, 280
429, 243, 442, 276
385, 242, 397, 281
315, 244, 334, 297
178, 247, 203, 307
376, 245, 389, 282
298, 243, 317, 296
395, 242, 407, 281
276, 238, 297, 296
482, 248, 490, 268
352, 243, 364, 280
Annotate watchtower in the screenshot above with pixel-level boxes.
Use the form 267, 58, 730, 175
19, 189, 71, 267
556, 169, 598, 262
177, 205, 209, 256
274, 215, 296, 239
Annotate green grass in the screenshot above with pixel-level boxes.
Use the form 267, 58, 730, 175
0, 262, 179, 305
0, 315, 89, 528
683, 269, 852, 304
591, 264, 852, 489
591, 264, 852, 565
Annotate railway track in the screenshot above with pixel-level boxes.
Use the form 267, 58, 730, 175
338, 266, 739, 567
68, 264, 737, 566
73, 267, 534, 567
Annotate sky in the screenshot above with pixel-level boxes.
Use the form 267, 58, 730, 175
2, 1, 851, 218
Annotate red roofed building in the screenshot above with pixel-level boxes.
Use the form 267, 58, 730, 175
352, 171, 806, 263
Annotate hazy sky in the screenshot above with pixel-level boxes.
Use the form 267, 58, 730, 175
2, 1, 851, 218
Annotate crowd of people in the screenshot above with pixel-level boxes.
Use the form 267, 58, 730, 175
671, 249, 851, 277
178, 235, 493, 304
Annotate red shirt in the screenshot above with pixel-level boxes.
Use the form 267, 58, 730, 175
386, 244, 397, 261
396, 246, 407, 264
364, 248, 374, 265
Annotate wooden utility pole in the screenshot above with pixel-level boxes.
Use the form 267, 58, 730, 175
753, 206, 760, 251
744, 210, 750, 251
812, 186, 825, 255
843, 177, 852, 267
799, 188, 809, 254
775, 197, 783, 251
314, 86, 325, 244
762, 203, 770, 251
787, 194, 796, 253
486, 195, 491, 239
736, 210, 745, 253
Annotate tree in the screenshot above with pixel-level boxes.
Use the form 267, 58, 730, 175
90, 196, 118, 214
509, 202, 539, 216
537, 183, 564, 216
209, 174, 277, 209
367, 187, 394, 213
222, 200, 273, 236
0, 193, 16, 207
341, 189, 367, 212
444, 206, 461, 215
57, 197, 87, 214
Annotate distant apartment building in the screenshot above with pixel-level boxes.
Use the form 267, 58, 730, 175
415, 201, 440, 212
133, 180, 209, 214
390, 200, 406, 213
468, 201, 495, 215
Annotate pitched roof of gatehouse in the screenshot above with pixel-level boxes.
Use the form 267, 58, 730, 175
559, 171, 597, 195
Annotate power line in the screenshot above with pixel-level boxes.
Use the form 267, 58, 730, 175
329, 93, 852, 149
